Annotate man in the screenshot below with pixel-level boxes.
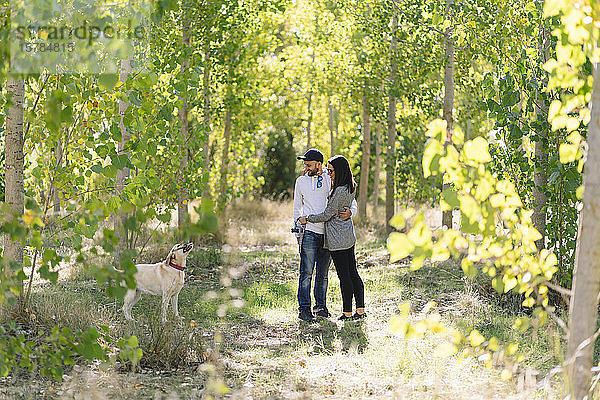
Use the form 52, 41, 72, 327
292, 148, 357, 322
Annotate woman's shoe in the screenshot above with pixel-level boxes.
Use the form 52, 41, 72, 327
338, 314, 353, 321
352, 312, 367, 320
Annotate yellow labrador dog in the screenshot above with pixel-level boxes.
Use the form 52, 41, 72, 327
123, 242, 193, 324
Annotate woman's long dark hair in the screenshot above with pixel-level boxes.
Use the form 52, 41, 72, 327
328, 155, 356, 196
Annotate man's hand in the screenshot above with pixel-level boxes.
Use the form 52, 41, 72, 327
298, 216, 307, 224
339, 207, 352, 220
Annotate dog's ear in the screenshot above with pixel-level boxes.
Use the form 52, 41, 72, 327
166, 246, 176, 264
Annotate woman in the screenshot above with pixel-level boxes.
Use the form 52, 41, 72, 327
298, 155, 366, 321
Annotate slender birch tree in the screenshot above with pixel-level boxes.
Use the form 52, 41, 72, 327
115, 57, 132, 248
305, 51, 315, 150
178, 16, 190, 229
532, 25, 551, 252
358, 86, 371, 219
328, 96, 336, 156
372, 122, 382, 209
441, 0, 454, 230
4, 76, 24, 303
219, 106, 232, 211
201, 46, 212, 200
386, 14, 397, 234
566, 62, 600, 400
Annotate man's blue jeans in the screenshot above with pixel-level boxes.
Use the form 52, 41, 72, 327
298, 230, 330, 313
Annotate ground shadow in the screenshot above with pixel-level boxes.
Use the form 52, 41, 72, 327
339, 320, 368, 353
298, 318, 337, 354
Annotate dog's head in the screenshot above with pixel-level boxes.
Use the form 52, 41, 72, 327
167, 242, 194, 266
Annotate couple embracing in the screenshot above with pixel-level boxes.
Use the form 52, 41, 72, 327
292, 148, 366, 323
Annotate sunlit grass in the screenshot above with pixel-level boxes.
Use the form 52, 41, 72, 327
1, 199, 563, 398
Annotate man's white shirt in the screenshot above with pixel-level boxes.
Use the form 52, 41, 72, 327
293, 172, 358, 234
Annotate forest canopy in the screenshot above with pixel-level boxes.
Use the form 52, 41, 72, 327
1, 0, 600, 398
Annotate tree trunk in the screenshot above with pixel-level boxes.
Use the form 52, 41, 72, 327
4, 76, 24, 305
358, 87, 371, 219
306, 51, 315, 151
178, 19, 190, 229
441, 0, 454, 230
306, 90, 313, 150
334, 99, 340, 152
328, 96, 335, 157
201, 47, 212, 200
219, 108, 232, 211
466, 119, 472, 141
566, 62, 600, 400
533, 26, 550, 252
115, 58, 132, 247
386, 15, 398, 234
52, 135, 62, 219
115, 58, 132, 196
372, 122, 382, 210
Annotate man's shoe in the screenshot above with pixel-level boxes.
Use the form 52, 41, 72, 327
299, 309, 317, 323
314, 309, 331, 318
352, 312, 367, 320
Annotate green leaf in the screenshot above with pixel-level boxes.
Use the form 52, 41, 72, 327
425, 119, 447, 139
192, 213, 218, 234
200, 197, 214, 213
110, 154, 130, 170
42, 248, 58, 264
60, 106, 73, 124
96, 145, 110, 158
99, 74, 119, 91
157, 212, 172, 223
422, 140, 444, 178
106, 285, 127, 299
126, 335, 138, 347
492, 277, 504, 294
128, 91, 141, 107
44, 111, 60, 134
501, 90, 519, 107
463, 137, 491, 163
103, 165, 118, 179
387, 232, 414, 263
559, 143, 578, 163
487, 99, 500, 113
389, 214, 406, 230
111, 123, 122, 142
468, 330, 485, 347
543, 0, 566, 17
441, 188, 459, 210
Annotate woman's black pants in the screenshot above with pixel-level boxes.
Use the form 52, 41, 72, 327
330, 246, 364, 313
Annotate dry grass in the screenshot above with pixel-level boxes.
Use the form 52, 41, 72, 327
221, 198, 298, 248
217, 255, 561, 400
221, 198, 390, 249
1, 198, 563, 399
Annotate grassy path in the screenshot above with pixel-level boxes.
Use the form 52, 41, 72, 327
0, 201, 562, 399
215, 245, 559, 399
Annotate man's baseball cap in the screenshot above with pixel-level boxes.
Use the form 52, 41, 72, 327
297, 148, 323, 163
